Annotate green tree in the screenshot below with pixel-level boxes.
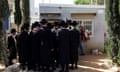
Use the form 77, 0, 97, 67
21, 0, 30, 25
14, 0, 22, 32
0, 0, 10, 64
106, 0, 120, 65
74, 0, 104, 5
75, 0, 91, 4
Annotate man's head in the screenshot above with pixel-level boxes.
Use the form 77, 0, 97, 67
31, 21, 40, 30
21, 22, 30, 32
59, 20, 67, 28
40, 19, 48, 27
71, 21, 78, 27
10, 28, 16, 35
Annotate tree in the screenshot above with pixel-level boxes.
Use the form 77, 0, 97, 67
74, 0, 104, 5
75, 0, 91, 4
14, 0, 22, 32
0, 0, 10, 64
106, 0, 120, 65
21, 0, 30, 25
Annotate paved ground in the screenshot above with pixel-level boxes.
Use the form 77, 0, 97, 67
74, 54, 110, 72
0, 54, 111, 72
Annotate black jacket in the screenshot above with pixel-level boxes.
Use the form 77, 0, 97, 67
8, 35, 17, 59
17, 31, 30, 64
37, 27, 53, 65
58, 29, 70, 64
69, 29, 80, 63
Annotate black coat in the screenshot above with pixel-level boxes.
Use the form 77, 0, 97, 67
29, 31, 40, 64
69, 29, 80, 63
37, 28, 53, 66
17, 31, 30, 64
50, 31, 58, 63
7, 35, 17, 59
58, 29, 70, 64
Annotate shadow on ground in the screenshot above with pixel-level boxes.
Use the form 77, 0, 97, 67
73, 54, 109, 72
0, 54, 110, 72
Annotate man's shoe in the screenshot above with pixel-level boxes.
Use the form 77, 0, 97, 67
80, 54, 85, 56
75, 65, 78, 69
69, 66, 74, 70
64, 70, 69, 72
59, 70, 64, 72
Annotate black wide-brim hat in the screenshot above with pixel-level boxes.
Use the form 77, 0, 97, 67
59, 20, 66, 27
71, 21, 78, 26
53, 22, 59, 26
31, 21, 40, 29
66, 20, 72, 25
40, 19, 48, 24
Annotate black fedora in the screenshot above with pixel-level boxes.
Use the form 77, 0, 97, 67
40, 19, 48, 24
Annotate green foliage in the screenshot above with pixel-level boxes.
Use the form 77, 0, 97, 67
74, 0, 104, 5
105, 0, 120, 66
0, 0, 9, 64
74, 0, 91, 4
97, 0, 104, 5
104, 39, 113, 58
0, 21, 4, 60
0, 0, 10, 20
104, 38, 120, 66
21, 0, 30, 25
14, 0, 22, 26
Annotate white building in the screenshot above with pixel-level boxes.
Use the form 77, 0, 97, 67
39, 4, 106, 53
8, 0, 106, 53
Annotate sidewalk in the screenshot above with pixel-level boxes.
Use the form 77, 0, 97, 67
1, 54, 111, 72
74, 54, 110, 72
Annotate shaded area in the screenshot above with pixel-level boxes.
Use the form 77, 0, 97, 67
71, 54, 109, 72
0, 54, 110, 72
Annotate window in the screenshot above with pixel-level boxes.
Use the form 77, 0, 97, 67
40, 13, 61, 18
75, 19, 94, 37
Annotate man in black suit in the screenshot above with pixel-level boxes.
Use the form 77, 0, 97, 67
29, 21, 40, 71
58, 20, 70, 72
7, 28, 17, 66
38, 19, 53, 71
17, 23, 30, 70
69, 21, 80, 69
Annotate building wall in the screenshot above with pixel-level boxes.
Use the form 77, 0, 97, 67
39, 4, 106, 53
86, 9, 105, 53
30, 0, 40, 24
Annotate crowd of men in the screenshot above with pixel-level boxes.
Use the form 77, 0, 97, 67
7, 19, 86, 72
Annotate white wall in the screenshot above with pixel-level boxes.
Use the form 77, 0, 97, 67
39, 4, 106, 53
30, 0, 40, 24
87, 9, 105, 52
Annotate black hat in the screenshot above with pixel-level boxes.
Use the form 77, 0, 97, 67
53, 21, 59, 26
21, 26, 24, 31
10, 28, 16, 33
71, 21, 78, 26
47, 23, 53, 29
66, 20, 72, 25
59, 20, 66, 27
21, 22, 30, 31
31, 21, 40, 30
23, 22, 30, 29
40, 19, 48, 24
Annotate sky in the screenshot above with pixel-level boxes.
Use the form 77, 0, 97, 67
35, 0, 74, 7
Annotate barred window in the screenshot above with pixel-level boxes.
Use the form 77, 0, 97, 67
75, 19, 94, 37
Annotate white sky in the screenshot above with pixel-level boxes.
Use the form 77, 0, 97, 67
35, 0, 74, 7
